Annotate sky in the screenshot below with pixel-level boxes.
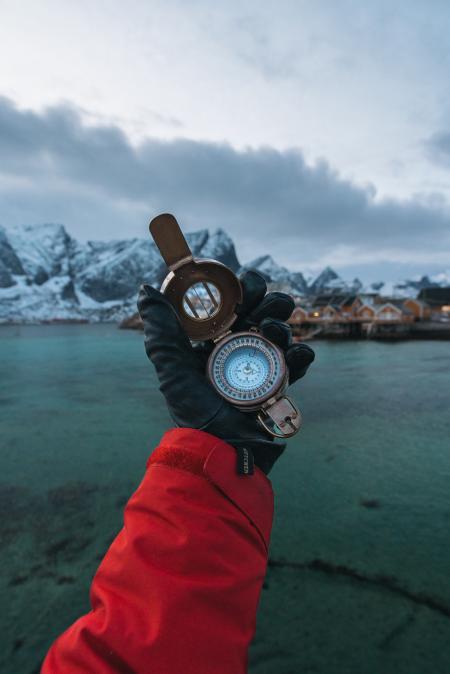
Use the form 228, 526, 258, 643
0, 0, 449, 283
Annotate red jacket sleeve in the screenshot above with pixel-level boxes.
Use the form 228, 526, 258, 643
42, 428, 274, 674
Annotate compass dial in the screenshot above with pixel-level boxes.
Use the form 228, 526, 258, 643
208, 332, 286, 406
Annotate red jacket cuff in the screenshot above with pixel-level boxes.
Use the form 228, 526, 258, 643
149, 428, 274, 552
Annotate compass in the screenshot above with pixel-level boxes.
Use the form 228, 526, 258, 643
208, 332, 284, 404
149, 213, 302, 438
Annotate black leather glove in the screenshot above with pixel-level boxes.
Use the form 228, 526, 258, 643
137, 270, 315, 475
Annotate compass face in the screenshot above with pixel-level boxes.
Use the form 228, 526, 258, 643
208, 332, 286, 406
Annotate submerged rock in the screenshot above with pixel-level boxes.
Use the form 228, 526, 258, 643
360, 498, 382, 509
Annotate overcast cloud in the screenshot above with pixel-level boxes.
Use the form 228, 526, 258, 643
1, 1, 450, 280
425, 131, 450, 168
0, 96, 449, 279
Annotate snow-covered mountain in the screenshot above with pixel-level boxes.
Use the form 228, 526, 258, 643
0, 223, 240, 322
308, 266, 340, 294
239, 254, 308, 295
306, 265, 363, 295
0, 222, 448, 323
390, 272, 450, 298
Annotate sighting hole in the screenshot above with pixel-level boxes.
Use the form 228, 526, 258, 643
182, 282, 222, 320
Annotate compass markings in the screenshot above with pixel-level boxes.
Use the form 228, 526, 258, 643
210, 334, 283, 403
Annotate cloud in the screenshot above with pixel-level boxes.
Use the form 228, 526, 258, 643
425, 131, 450, 167
228, 12, 300, 80
0, 96, 449, 272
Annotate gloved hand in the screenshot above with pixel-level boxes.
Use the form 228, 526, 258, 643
137, 270, 315, 475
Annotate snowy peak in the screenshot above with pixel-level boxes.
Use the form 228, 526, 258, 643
307, 267, 365, 294
382, 270, 450, 299
5, 222, 75, 284
401, 272, 450, 292
242, 254, 278, 276
72, 228, 241, 303
72, 238, 163, 302
430, 270, 450, 285
0, 222, 243, 322
200, 228, 240, 271
309, 266, 341, 293
240, 254, 308, 295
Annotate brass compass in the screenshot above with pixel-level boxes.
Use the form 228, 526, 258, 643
149, 213, 302, 438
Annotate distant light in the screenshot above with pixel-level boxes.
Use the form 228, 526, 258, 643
313, 311, 320, 317
442, 305, 450, 312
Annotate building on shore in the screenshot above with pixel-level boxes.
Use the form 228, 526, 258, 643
417, 288, 450, 321
288, 287, 450, 339
403, 298, 432, 320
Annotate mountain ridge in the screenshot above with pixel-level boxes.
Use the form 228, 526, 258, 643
0, 222, 448, 323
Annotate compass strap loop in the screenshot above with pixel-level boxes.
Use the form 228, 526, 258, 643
258, 397, 302, 438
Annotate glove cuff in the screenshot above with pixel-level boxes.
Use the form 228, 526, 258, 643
230, 438, 287, 476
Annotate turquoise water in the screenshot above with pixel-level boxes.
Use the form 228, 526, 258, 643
1, 325, 449, 673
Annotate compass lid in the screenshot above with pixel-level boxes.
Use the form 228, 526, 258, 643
149, 213, 243, 341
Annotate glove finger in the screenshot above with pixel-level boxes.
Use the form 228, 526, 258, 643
137, 285, 223, 420
236, 270, 267, 318
191, 340, 212, 369
247, 291, 295, 325
137, 284, 195, 360
285, 343, 315, 384
259, 318, 292, 351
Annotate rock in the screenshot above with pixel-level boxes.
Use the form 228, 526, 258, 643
34, 267, 50, 285
360, 498, 382, 509
0, 225, 24, 275
0, 259, 16, 288
61, 279, 79, 303
119, 312, 143, 330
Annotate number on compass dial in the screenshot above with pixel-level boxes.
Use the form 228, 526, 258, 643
209, 333, 285, 404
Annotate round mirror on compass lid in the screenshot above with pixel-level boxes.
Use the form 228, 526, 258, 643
149, 213, 242, 341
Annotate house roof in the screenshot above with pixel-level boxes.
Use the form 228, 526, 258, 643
386, 299, 407, 309
376, 302, 413, 316
312, 293, 341, 306
417, 287, 450, 306
357, 303, 376, 313
376, 298, 417, 312
312, 293, 359, 307
403, 298, 429, 309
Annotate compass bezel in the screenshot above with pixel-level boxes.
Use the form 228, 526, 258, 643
160, 258, 242, 341
207, 331, 288, 409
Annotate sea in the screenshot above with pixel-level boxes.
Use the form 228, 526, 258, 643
1, 324, 449, 674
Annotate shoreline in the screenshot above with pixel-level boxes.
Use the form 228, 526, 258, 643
0, 320, 449, 340
292, 321, 450, 341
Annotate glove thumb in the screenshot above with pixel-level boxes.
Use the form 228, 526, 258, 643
137, 284, 197, 371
